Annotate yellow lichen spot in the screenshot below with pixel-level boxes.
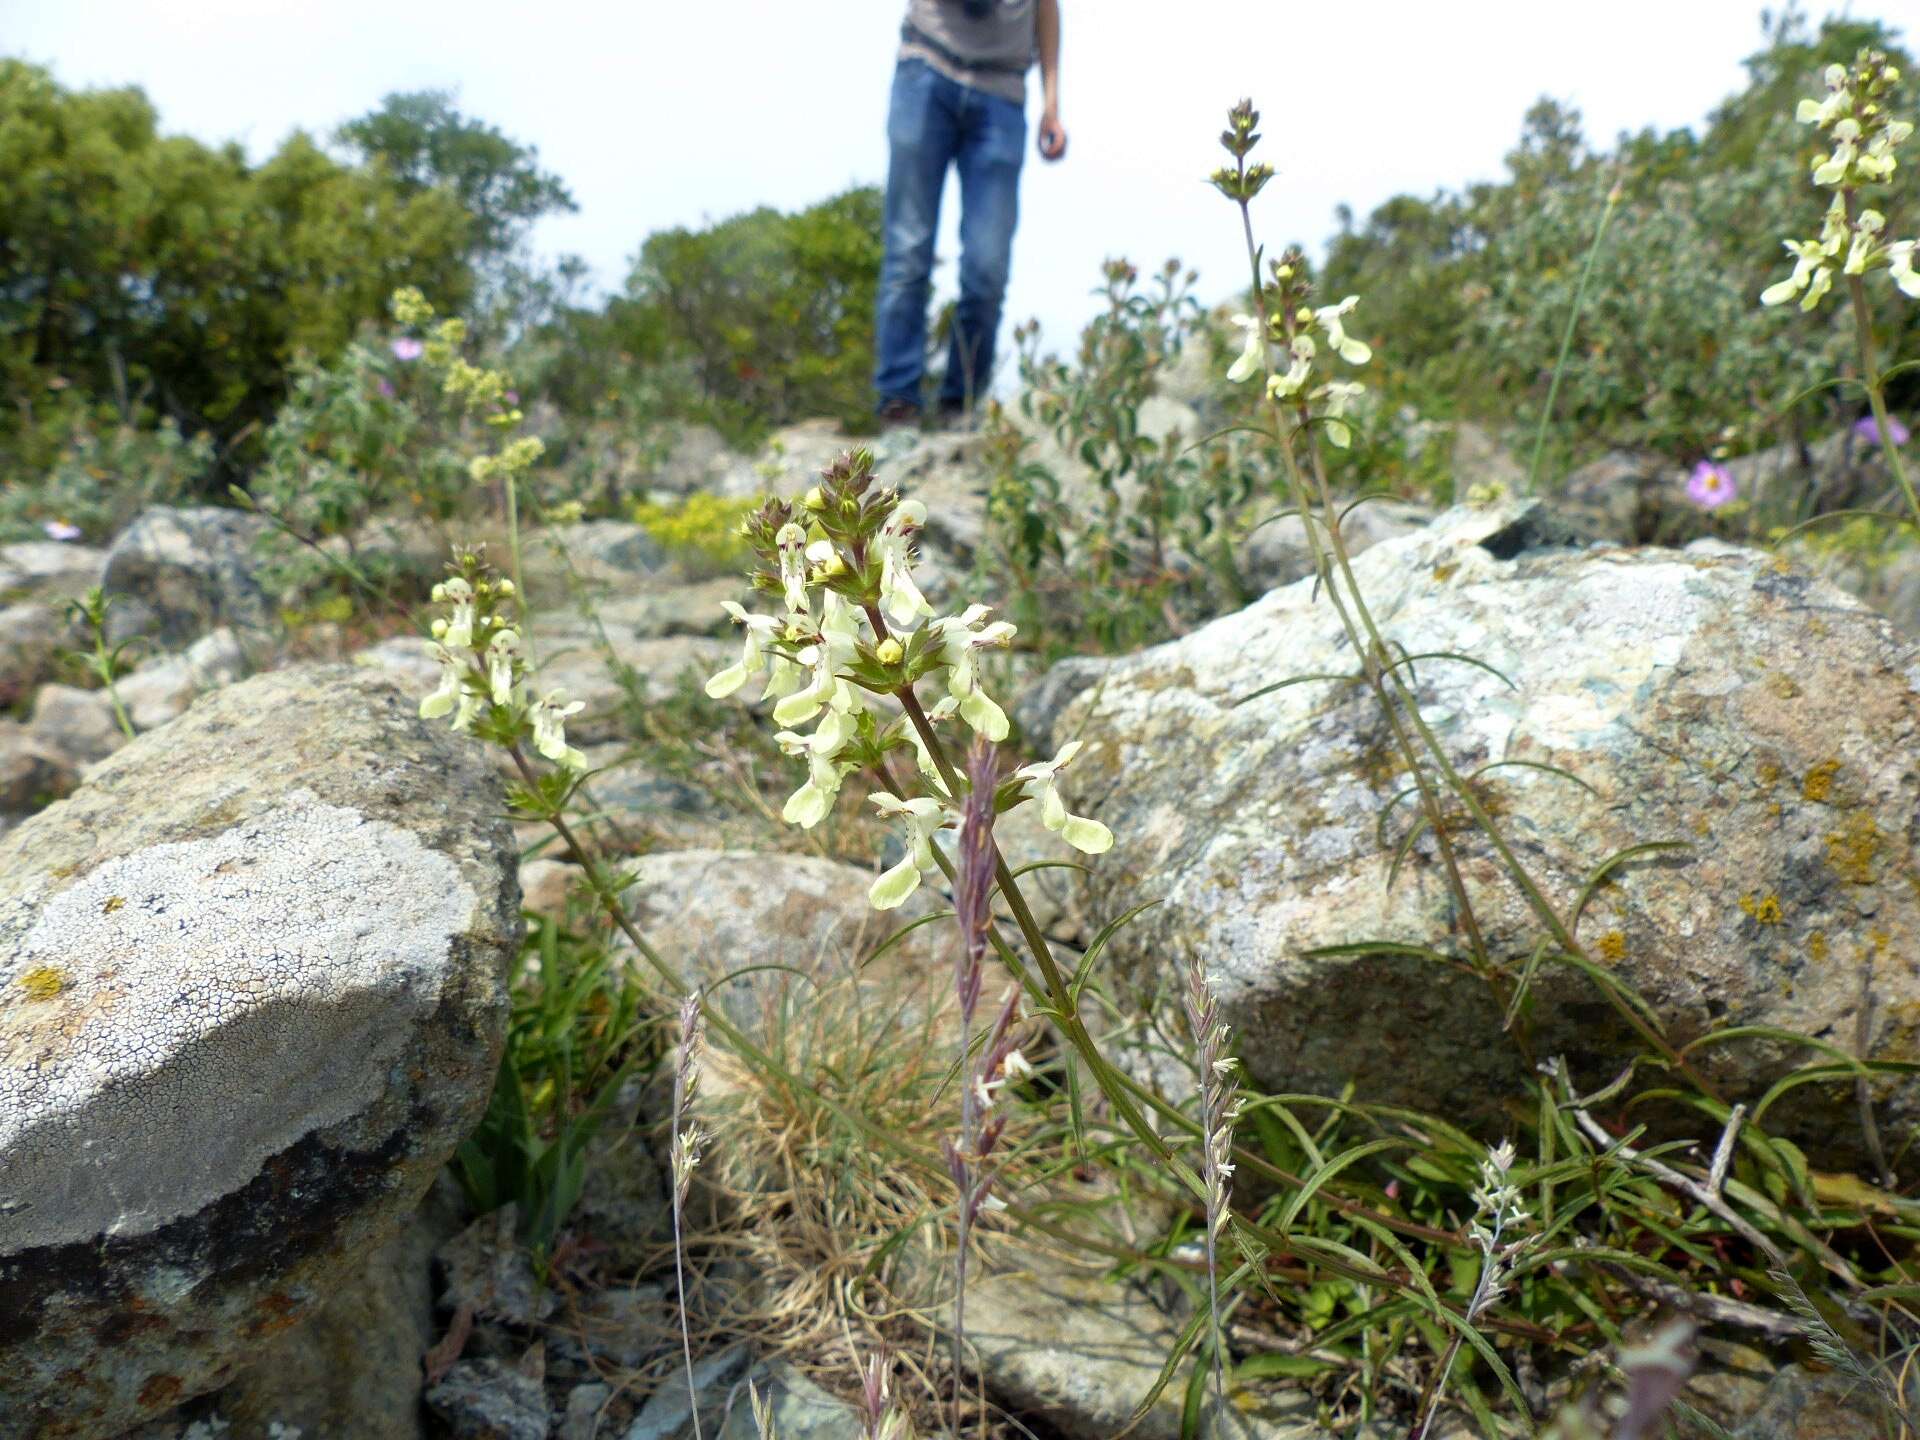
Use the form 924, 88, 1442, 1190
101, 895, 125, 915
1767, 801, 1782, 817
1693, 814, 1714, 837
1739, 891, 1785, 925
1431, 561, 1459, 583
1808, 931, 1829, 964
1767, 673, 1801, 700
1802, 759, 1841, 803
18, 966, 66, 1001
1769, 554, 1793, 575
1825, 812, 1881, 885
1597, 930, 1627, 962
1756, 760, 1781, 788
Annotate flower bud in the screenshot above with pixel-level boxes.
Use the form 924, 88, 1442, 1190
876, 637, 904, 666
497, 578, 516, 597
803, 485, 826, 510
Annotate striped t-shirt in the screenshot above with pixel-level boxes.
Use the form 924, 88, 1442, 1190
899, 0, 1036, 106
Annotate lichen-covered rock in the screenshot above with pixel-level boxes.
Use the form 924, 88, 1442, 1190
213, 1179, 464, 1440
101, 505, 271, 646
958, 1247, 1329, 1440
1056, 501, 1920, 1161
0, 666, 518, 1438
1237, 498, 1432, 596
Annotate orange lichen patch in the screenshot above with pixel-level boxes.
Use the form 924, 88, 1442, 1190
1808, 931, 1829, 964
1802, 759, 1841, 803
1597, 930, 1627, 962
244, 1290, 304, 1340
1739, 892, 1784, 926
137, 1375, 182, 1409
17, 966, 66, 1001
1825, 812, 1881, 885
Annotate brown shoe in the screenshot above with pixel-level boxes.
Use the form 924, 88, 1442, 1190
876, 398, 922, 430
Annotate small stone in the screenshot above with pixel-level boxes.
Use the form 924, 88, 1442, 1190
424, 1358, 550, 1440
559, 1383, 615, 1440
436, 1207, 554, 1328
621, 1344, 750, 1440
28, 683, 127, 767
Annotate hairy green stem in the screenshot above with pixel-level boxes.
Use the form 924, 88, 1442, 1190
1526, 180, 1623, 496
1843, 191, 1920, 528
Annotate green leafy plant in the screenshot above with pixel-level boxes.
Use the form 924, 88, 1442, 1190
985, 258, 1258, 654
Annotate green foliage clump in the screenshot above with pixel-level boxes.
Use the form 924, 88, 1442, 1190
538, 187, 888, 448
334, 89, 575, 268
0, 412, 211, 544
630, 492, 759, 576
0, 60, 475, 475
1318, 13, 1919, 464
987, 258, 1260, 655
454, 909, 654, 1261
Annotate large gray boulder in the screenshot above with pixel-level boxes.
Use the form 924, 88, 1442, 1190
101, 505, 272, 646
1054, 501, 1920, 1161
0, 666, 518, 1437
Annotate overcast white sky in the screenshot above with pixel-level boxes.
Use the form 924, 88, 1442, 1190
2, 1, 1853, 361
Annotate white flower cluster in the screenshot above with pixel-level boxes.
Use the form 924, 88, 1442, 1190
1762, 53, 1920, 310
705, 465, 1112, 912
419, 570, 587, 770
1464, 1138, 1535, 1314
1225, 286, 1373, 446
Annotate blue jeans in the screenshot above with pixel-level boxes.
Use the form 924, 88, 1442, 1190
873, 59, 1026, 411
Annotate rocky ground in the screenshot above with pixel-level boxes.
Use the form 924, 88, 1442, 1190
2, 410, 1916, 1440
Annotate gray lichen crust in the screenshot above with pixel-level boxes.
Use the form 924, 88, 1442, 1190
0, 794, 477, 1252
1058, 501, 1920, 1164
0, 666, 517, 1440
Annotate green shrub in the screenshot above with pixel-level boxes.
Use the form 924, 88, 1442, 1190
985, 258, 1261, 655
0, 412, 212, 544
537, 187, 889, 449
630, 492, 759, 576
1317, 13, 1920, 465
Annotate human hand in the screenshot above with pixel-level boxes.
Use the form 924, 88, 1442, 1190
1038, 107, 1067, 161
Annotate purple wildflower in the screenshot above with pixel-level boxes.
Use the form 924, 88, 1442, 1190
1686, 461, 1737, 511
376, 378, 396, 399
391, 336, 425, 363
1854, 414, 1912, 448
42, 519, 82, 542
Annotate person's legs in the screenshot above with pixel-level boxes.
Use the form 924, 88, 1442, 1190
874, 60, 961, 414
940, 87, 1026, 412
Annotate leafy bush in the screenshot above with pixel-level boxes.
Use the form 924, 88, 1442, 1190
630, 492, 759, 576
985, 259, 1264, 655
0, 411, 212, 544
0, 61, 476, 476
1318, 13, 1920, 466
537, 187, 889, 448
